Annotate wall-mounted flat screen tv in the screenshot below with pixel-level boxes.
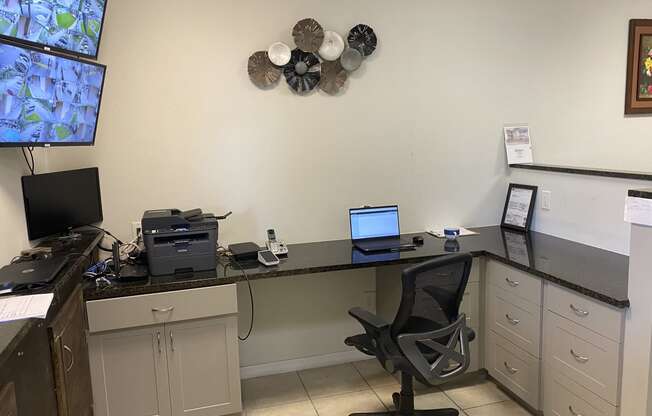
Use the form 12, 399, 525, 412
0, 40, 106, 147
0, 0, 107, 59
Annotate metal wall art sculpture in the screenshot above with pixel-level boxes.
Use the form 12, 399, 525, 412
248, 19, 378, 95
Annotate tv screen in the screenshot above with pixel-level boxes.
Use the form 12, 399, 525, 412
0, 0, 107, 59
0, 40, 106, 147
22, 167, 103, 240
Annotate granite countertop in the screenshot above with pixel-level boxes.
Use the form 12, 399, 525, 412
0, 231, 103, 368
85, 226, 630, 309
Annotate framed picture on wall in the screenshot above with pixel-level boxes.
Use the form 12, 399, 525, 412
626, 19, 652, 114
501, 184, 538, 232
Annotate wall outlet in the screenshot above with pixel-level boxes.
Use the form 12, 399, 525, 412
131, 221, 142, 242
541, 190, 552, 211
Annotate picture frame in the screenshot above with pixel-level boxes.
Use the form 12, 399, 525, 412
501, 184, 538, 232
625, 19, 652, 114
501, 228, 535, 268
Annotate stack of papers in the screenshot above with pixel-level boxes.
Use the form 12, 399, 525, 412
0, 293, 54, 323
427, 227, 479, 239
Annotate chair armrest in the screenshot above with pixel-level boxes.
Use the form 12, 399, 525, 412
349, 307, 390, 330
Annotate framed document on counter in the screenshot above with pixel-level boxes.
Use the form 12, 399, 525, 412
501, 184, 538, 232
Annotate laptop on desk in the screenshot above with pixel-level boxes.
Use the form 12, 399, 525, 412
350, 206, 416, 253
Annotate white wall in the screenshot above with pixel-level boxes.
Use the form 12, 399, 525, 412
0, 149, 32, 263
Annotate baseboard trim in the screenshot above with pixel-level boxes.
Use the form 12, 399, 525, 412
240, 350, 370, 379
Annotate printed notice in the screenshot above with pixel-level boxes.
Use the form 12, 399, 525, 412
504, 125, 533, 165
504, 188, 534, 228
625, 197, 652, 226
0, 293, 54, 323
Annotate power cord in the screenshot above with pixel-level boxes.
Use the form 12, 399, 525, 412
20, 147, 35, 175
81, 224, 124, 245
217, 248, 255, 341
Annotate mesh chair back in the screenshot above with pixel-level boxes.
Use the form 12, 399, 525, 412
392, 253, 474, 384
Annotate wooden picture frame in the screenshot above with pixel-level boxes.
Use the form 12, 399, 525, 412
626, 19, 652, 114
501, 184, 538, 232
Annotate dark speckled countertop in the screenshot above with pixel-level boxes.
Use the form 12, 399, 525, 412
85, 226, 630, 309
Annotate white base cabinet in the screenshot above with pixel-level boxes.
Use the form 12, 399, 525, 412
87, 285, 241, 416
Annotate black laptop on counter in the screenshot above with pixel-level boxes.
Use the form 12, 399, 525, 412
349, 205, 416, 253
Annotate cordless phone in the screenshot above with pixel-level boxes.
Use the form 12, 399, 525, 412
266, 229, 288, 255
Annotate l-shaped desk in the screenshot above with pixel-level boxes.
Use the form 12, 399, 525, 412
83, 225, 630, 416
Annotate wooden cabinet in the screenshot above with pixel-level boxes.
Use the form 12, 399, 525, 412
88, 326, 172, 416
87, 285, 241, 416
166, 318, 241, 416
50, 285, 93, 416
0, 383, 17, 416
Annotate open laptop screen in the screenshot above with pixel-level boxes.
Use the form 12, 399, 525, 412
350, 206, 400, 241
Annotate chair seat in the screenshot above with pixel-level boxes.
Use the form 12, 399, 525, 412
345, 334, 378, 356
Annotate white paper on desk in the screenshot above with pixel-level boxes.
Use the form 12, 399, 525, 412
625, 197, 652, 226
504, 125, 533, 165
0, 293, 53, 323
427, 227, 479, 238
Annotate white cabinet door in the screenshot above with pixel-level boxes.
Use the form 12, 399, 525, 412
88, 326, 172, 416
166, 317, 242, 416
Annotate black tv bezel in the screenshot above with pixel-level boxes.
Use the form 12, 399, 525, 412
0, 0, 109, 61
0, 38, 107, 148
21, 167, 104, 241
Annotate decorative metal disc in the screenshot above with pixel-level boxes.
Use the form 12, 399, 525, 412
318, 31, 345, 61
319, 61, 348, 95
292, 18, 325, 53
340, 48, 363, 72
348, 24, 378, 57
283, 49, 321, 94
248, 51, 282, 89
268, 42, 292, 66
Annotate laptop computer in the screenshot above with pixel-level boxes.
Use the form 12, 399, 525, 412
0, 256, 69, 291
349, 206, 416, 253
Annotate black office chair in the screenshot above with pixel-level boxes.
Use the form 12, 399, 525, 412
345, 253, 475, 416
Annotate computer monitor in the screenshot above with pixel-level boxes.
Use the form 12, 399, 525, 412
22, 167, 103, 240
349, 206, 400, 241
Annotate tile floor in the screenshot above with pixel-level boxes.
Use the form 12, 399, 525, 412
238, 360, 533, 416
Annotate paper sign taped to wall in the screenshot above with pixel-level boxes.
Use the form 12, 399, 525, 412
625, 197, 652, 226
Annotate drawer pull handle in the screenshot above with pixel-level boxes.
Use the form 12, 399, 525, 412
570, 349, 590, 363
505, 314, 520, 325
152, 306, 175, 313
157, 331, 162, 354
505, 278, 520, 287
504, 362, 519, 374
63, 345, 74, 373
170, 331, 175, 352
570, 304, 589, 317
569, 405, 583, 416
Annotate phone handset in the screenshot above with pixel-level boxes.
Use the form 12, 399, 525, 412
266, 229, 288, 255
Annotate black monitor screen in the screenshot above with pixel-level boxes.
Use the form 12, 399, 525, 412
22, 167, 103, 240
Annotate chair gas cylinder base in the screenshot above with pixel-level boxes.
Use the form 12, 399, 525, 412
345, 254, 475, 416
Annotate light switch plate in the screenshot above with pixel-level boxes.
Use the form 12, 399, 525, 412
542, 190, 552, 210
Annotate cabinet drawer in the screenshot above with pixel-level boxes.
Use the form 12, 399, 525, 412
87, 285, 238, 333
545, 312, 621, 405
545, 283, 624, 343
487, 332, 540, 409
487, 284, 542, 358
487, 260, 542, 306
544, 371, 618, 416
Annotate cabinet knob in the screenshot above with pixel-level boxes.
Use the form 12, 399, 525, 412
570, 304, 589, 317
63, 345, 75, 372
503, 362, 519, 374
569, 405, 583, 416
570, 349, 590, 363
505, 278, 520, 287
